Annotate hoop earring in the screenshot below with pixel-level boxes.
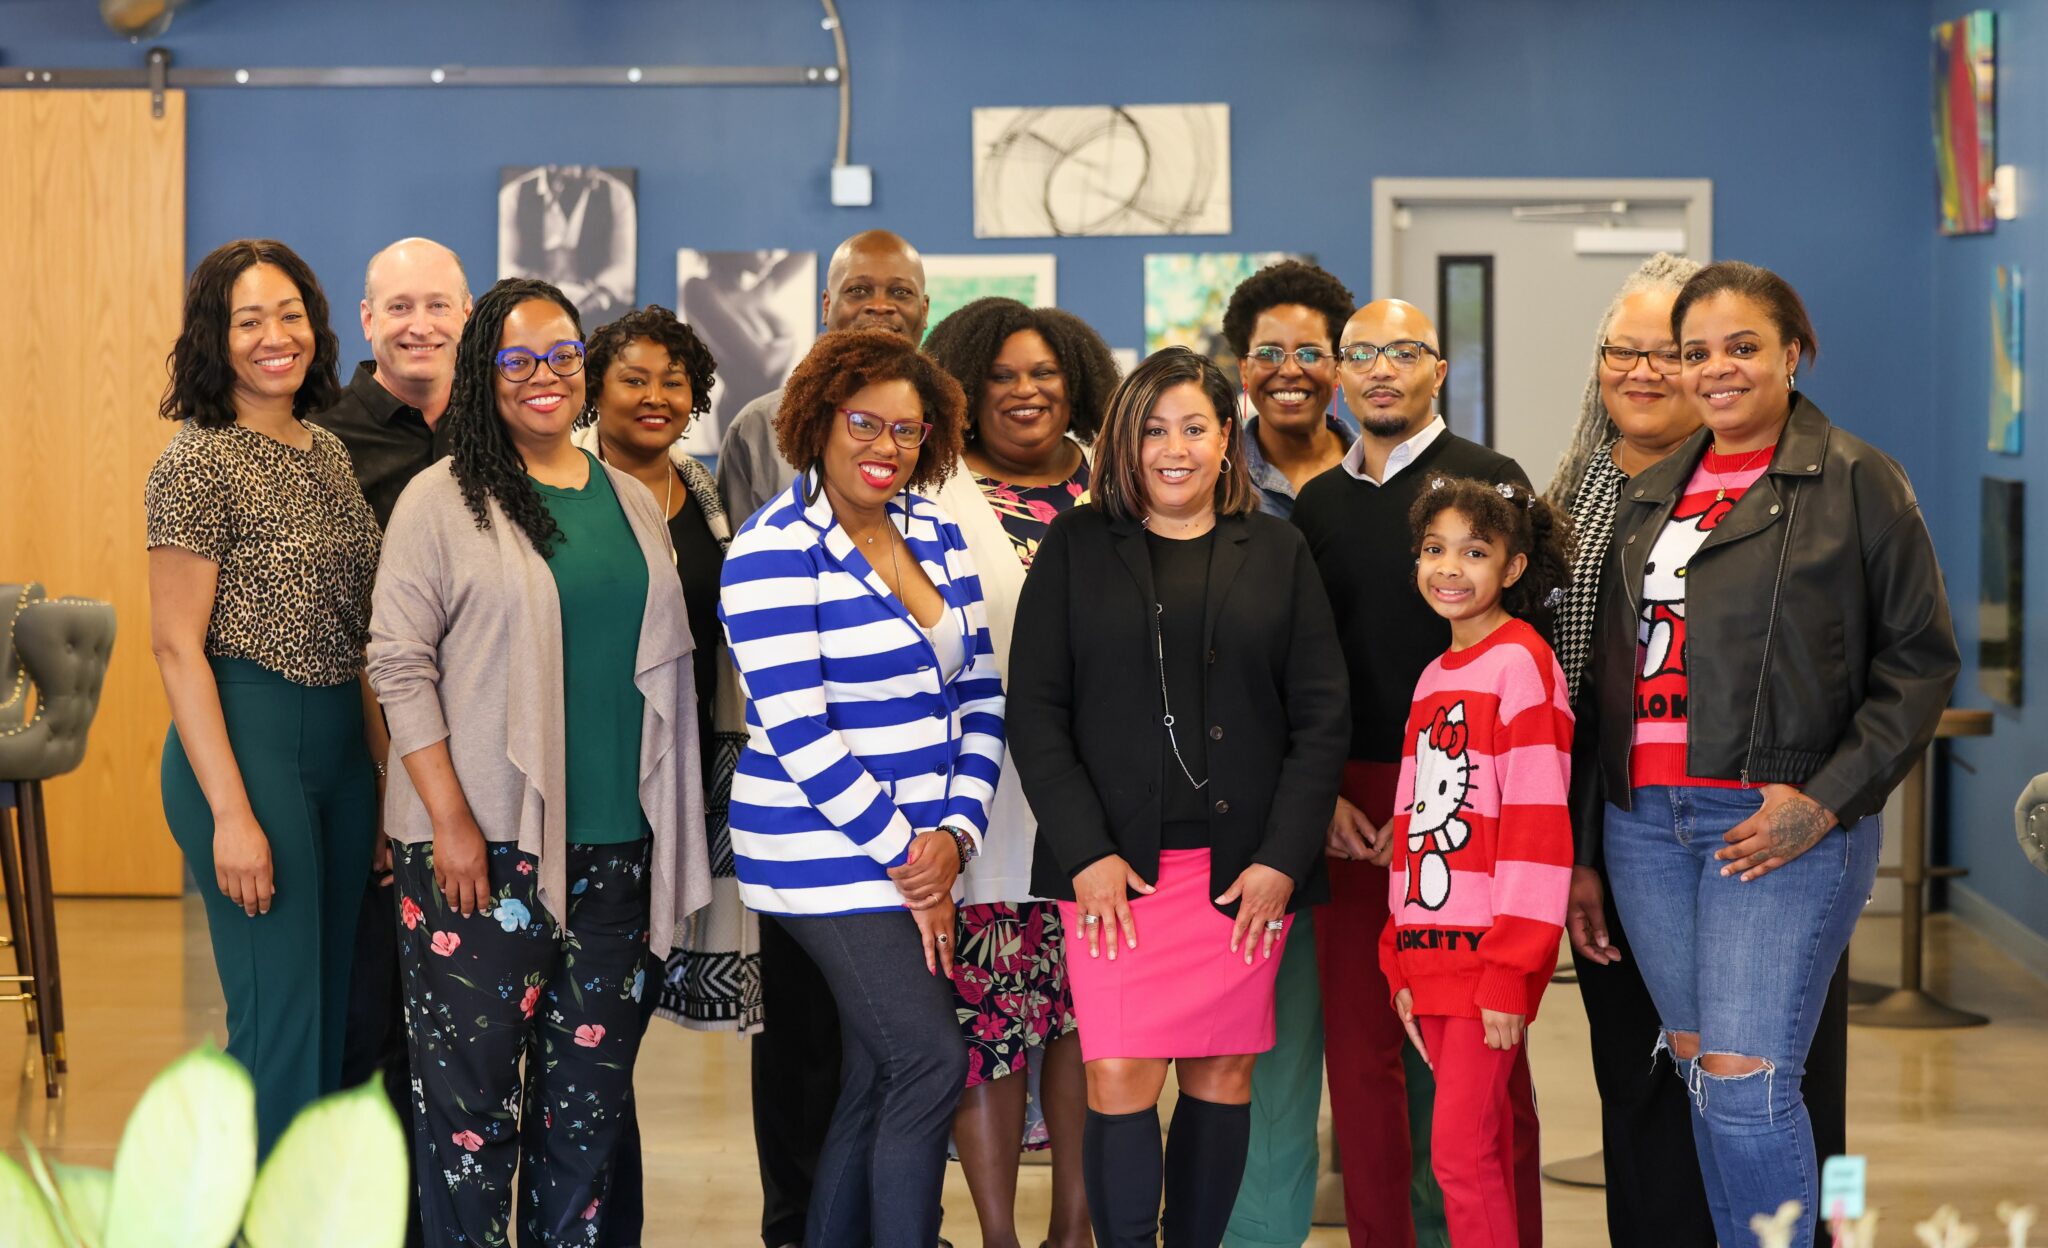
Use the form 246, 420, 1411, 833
802, 467, 822, 505
1221, 455, 1233, 473
1787, 370, 1797, 390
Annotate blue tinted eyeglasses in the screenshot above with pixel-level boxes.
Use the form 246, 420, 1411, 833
495, 340, 586, 383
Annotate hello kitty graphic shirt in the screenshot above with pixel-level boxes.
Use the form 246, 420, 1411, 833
1631, 445, 1775, 790
1379, 618, 1573, 1021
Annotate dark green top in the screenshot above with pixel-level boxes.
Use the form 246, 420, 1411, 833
533, 451, 651, 844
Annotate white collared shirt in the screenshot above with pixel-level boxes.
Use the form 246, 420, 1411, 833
1340, 415, 1447, 486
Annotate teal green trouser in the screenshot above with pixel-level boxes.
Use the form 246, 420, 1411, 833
1224, 909, 1324, 1248
1223, 909, 1450, 1248
162, 658, 375, 1155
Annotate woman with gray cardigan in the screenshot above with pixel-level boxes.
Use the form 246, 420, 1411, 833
368, 278, 710, 1246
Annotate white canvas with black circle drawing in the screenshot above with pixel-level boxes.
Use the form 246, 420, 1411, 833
498, 165, 638, 328
675, 249, 819, 458
972, 104, 1232, 238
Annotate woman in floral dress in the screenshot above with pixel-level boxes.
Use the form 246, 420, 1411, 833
927, 298, 1121, 1248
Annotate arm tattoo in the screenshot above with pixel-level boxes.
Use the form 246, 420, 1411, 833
1764, 795, 1830, 861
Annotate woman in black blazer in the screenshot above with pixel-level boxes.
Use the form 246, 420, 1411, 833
1007, 347, 1349, 1248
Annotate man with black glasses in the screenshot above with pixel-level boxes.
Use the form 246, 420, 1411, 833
1291, 299, 1534, 1248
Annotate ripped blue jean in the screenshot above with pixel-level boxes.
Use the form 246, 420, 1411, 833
1603, 784, 1879, 1248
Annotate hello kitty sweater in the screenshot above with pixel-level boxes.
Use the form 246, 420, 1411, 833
1378, 617, 1574, 1020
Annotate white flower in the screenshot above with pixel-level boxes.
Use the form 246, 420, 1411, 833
1496, 482, 1516, 499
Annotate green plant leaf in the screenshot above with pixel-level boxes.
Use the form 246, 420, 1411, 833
103, 1045, 256, 1248
52, 1163, 114, 1245
242, 1080, 409, 1248
0, 1151, 66, 1247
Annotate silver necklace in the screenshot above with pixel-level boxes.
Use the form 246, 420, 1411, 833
1152, 602, 1208, 791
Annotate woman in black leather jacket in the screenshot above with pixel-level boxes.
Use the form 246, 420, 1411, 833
1573, 260, 1957, 1248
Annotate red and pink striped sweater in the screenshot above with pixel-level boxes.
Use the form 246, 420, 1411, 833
1378, 617, 1574, 1020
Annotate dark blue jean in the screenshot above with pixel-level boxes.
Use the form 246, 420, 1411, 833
778, 910, 968, 1248
1603, 784, 1878, 1248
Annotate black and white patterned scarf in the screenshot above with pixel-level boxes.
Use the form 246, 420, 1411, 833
1554, 441, 1628, 706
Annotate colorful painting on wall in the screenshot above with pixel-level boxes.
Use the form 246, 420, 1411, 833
921, 254, 1057, 342
1933, 10, 1996, 236
1144, 251, 1302, 388
1992, 265, 2023, 454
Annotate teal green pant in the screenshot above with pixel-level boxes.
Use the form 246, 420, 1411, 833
1224, 908, 1451, 1248
1225, 909, 1324, 1248
162, 657, 375, 1155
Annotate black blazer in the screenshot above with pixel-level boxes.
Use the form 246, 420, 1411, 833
1007, 505, 1350, 915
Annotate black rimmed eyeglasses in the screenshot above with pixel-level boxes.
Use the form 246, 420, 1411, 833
1597, 343, 1682, 376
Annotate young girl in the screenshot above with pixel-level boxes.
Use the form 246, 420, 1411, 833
1379, 475, 1575, 1248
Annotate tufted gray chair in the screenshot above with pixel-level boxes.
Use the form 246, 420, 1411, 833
2021, 773, 2048, 875
0, 596, 116, 1096
0, 582, 47, 1044
0, 583, 46, 727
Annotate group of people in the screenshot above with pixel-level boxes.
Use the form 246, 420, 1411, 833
145, 223, 1958, 1248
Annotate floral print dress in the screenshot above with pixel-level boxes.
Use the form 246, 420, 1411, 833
950, 461, 1088, 1136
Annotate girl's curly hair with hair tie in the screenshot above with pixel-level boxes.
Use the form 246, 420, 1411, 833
442, 277, 584, 558
1408, 475, 1576, 619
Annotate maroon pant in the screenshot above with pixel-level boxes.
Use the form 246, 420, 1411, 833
1316, 762, 1541, 1248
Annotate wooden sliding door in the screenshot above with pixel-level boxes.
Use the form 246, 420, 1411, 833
0, 90, 186, 894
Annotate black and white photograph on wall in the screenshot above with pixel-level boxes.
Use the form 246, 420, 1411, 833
674, 248, 818, 458
498, 165, 638, 327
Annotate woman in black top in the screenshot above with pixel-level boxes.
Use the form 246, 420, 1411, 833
572, 305, 753, 1245
1007, 347, 1348, 1248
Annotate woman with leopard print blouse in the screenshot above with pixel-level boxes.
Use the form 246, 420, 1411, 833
146, 239, 383, 1156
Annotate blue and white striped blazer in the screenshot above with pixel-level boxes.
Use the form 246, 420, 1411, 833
720, 472, 1007, 916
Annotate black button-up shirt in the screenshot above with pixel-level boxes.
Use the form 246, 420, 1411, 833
311, 361, 452, 529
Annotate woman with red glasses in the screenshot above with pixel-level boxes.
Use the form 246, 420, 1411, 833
718, 327, 1005, 1247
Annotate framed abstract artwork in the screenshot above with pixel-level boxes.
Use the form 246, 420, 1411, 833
1933, 10, 1996, 235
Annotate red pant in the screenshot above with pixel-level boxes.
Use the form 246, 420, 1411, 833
1416, 1017, 1541, 1248
1320, 762, 1543, 1248
1317, 762, 1417, 1248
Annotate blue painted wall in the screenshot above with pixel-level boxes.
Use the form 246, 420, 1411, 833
7, 0, 1933, 447
1925, 3, 2048, 942
19, 2, 2038, 933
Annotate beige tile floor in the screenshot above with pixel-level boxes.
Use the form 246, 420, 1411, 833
5, 898, 2046, 1245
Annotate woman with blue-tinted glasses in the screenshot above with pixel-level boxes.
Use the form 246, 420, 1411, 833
720, 327, 1004, 1248
368, 277, 710, 1246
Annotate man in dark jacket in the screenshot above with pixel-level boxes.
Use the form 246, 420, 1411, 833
1291, 299, 1537, 1248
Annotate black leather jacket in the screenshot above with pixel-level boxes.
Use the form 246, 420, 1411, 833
1572, 395, 1958, 858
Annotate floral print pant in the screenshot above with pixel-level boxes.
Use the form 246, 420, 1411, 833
394, 840, 654, 1248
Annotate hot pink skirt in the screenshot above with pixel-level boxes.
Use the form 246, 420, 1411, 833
1059, 848, 1293, 1060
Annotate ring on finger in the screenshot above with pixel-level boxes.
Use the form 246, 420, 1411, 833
1264, 918, 1285, 932
936, 933, 950, 945
1080, 913, 1101, 926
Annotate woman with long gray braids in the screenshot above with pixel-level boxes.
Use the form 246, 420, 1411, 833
1550, 255, 1852, 1248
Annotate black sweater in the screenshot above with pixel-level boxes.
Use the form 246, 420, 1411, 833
1290, 431, 1531, 763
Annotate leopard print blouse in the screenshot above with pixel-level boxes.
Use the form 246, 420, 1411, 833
145, 421, 382, 687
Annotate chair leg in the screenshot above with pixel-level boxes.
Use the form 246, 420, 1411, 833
16, 781, 60, 1096
0, 790, 38, 1034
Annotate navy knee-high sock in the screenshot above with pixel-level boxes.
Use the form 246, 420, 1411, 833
1084, 1106, 1163, 1247
1162, 1093, 1251, 1248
